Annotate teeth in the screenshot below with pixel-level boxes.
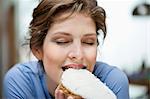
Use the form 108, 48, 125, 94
62, 66, 87, 71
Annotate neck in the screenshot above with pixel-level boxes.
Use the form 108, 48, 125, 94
46, 75, 58, 97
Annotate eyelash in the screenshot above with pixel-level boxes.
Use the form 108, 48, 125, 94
56, 41, 95, 45
56, 41, 70, 45
83, 42, 95, 45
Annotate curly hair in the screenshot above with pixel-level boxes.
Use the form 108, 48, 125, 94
29, 0, 106, 50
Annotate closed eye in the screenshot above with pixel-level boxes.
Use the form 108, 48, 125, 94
82, 36, 97, 46
56, 41, 71, 45
83, 42, 95, 45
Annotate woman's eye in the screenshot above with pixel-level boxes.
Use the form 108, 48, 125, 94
56, 41, 70, 45
83, 42, 95, 45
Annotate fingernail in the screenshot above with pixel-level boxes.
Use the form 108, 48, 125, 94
68, 96, 74, 99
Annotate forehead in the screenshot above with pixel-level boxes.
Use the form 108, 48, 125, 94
48, 13, 96, 34
52, 12, 92, 24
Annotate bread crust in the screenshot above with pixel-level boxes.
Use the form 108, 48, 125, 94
59, 83, 83, 99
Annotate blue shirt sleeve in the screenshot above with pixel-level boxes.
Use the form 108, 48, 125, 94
93, 62, 130, 99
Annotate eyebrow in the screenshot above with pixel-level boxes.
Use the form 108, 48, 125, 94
83, 33, 97, 36
52, 32, 72, 36
51, 32, 97, 37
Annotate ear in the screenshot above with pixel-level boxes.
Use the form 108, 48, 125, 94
32, 48, 43, 60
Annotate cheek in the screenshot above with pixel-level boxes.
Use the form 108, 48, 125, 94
42, 45, 66, 83
85, 47, 97, 72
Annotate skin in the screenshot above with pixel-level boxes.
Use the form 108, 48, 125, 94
33, 13, 97, 98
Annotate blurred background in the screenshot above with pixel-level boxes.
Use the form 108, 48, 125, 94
0, 0, 149, 98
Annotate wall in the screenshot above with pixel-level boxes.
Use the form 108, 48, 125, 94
97, 0, 150, 73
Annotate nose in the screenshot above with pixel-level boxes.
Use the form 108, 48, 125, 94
68, 43, 84, 61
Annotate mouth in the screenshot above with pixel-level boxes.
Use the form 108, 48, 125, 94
61, 64, 87, 71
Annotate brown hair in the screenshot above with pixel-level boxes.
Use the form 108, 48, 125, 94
29, 0, 106, 50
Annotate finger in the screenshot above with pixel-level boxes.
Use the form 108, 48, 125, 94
67, 96, 74, 99
55, 89, 65, 99
55, 89, 59, 99
59, 90, 65, 99
55, 84, 61, 99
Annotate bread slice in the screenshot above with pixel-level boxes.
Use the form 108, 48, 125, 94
59, 68, 117, 99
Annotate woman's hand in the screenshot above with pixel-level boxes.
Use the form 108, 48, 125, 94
55, 89, 74, 99
55, 85, 74, 99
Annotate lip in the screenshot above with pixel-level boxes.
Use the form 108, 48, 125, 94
62, 64, 87, 71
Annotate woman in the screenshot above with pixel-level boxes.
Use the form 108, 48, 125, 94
4, 0, 129, 99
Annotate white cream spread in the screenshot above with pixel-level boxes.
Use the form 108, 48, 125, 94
61, 68, 117, 99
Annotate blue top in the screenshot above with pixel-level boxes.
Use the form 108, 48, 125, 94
3, 61, 129, 99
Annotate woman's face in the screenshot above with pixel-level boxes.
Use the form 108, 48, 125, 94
38, 13, 97, 85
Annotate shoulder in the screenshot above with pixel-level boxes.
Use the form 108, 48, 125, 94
93, 62, 129, 99
4, 61, 41, 82
3, 61, 43, 98
93, 62, 128, 82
